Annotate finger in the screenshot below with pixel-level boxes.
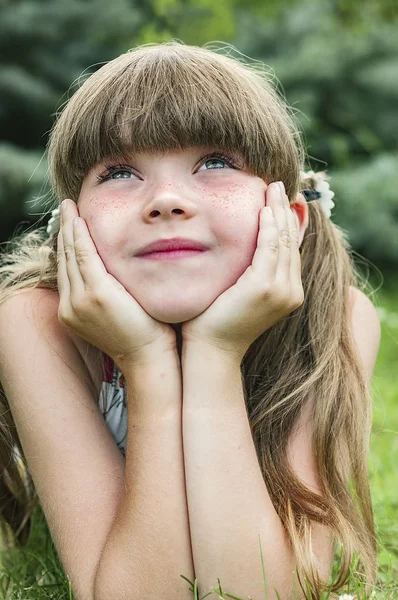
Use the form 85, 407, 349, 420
251, 204, 279, 284
62, 202, 85, 296
286, 204, 303, 293
72, 217, 108, 291
57, 224, 70, 300
270, 184, 292, 287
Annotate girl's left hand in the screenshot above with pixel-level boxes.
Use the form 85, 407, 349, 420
181, 181, 305, 363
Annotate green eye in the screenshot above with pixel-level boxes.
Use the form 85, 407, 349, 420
205, 158, 226, 169
198, 153, 240, 171
97, 164, 138, 182
111, 170, 132, 178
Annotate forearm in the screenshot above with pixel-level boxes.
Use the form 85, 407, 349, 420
182, 343, 297, 600
94, 350, 194, 600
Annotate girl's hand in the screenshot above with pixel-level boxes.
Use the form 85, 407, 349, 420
181, 182, 305, 363
57, 199, 177, 369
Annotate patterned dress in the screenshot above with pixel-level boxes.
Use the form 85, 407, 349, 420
98, 354, 127, 457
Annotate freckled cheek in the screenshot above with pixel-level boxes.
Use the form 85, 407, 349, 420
82, 216, 128, 263
79, 194, 131, 252
209, 184, 264, 256
80, 192, 129, 220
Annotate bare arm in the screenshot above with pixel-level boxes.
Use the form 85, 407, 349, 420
0, 290, 195, 600
181, 342, 304, 600
181, 298, 381, 599
94, 349, 195, 600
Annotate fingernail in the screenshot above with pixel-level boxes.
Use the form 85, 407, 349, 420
61, 200, 67, 213
278, 182, 285, 196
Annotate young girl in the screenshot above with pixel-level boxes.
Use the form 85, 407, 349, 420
0, 42, 381, 600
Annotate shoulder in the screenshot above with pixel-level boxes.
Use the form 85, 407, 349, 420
348, 284, 380, 320
0, 287, 105, 398
348, 285, 381, 384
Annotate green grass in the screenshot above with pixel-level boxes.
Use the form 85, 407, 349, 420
366, 278, 398, 594
0, 280, 397, 599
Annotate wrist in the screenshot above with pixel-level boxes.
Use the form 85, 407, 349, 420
117, 337, 180, 373
181, 339, 245, 416
122, 349, 182, 418
181, 337, 243, 370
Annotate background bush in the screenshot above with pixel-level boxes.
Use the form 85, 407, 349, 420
1, 0, 397, 276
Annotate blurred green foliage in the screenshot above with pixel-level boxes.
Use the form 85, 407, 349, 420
234, 1, 398, 270
0, 0, 397, 273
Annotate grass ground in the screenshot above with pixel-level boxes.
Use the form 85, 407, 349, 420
365, 277, 398, 595
0, 277, 397, 599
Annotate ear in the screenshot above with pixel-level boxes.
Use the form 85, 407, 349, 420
290, 193, 309, 247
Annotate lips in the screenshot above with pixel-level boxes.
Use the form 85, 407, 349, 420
135, 237, 209, 256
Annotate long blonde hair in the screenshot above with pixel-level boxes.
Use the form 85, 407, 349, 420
0, 42, 377, 597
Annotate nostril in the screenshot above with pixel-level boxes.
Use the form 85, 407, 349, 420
149, 208, 184, 216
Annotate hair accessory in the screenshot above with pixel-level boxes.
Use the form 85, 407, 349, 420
300, 170, 335, 218
46, 207, 61, 238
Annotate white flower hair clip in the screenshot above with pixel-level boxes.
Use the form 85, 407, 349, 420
46, 207, 61, 238
300, 170, 335, 219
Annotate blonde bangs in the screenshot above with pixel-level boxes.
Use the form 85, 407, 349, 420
47, 42, 304, 202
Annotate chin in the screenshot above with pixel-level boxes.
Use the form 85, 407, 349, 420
145, 303, 205, 324
133, 286, 217, 324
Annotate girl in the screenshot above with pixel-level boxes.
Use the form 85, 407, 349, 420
0, 42, 381, 600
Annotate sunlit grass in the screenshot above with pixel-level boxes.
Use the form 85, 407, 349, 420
1, 506, 397, 599
0, 282, 397, 599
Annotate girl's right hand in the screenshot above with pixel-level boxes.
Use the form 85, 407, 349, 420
57, 199, 177, 369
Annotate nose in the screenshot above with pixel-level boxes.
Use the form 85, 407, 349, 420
143, 183, 198, 221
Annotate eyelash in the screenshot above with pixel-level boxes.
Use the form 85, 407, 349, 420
96, 152, 241, 183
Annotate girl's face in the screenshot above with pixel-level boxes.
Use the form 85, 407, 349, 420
77, 146, 267, 323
